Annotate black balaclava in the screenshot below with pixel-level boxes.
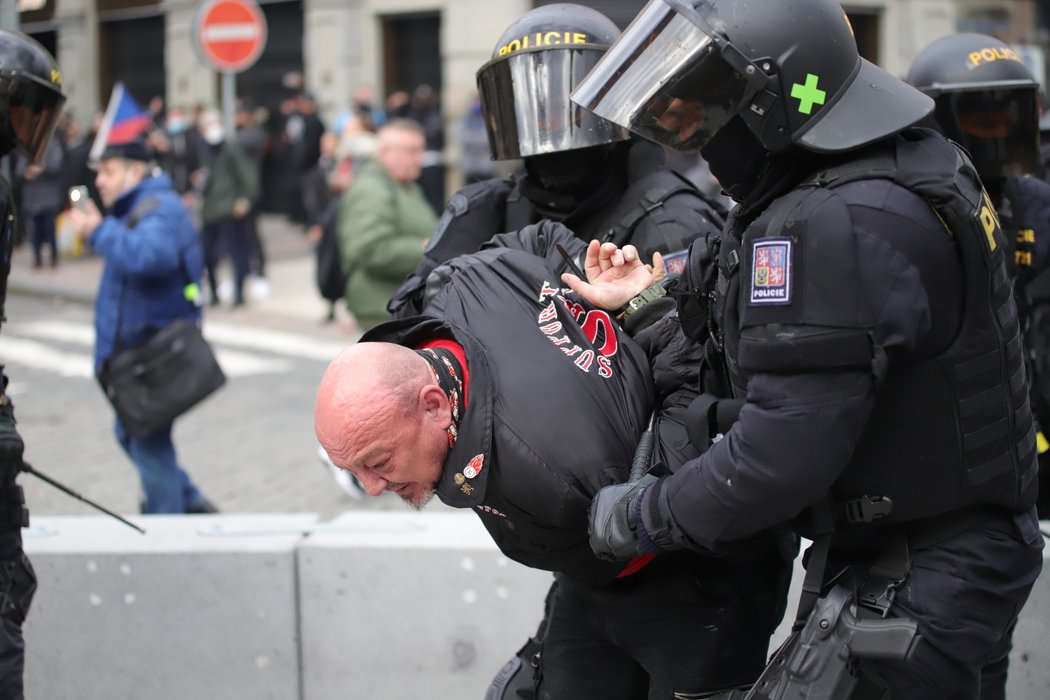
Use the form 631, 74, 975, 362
701, 115, 772, 203
519, 142, 629, 223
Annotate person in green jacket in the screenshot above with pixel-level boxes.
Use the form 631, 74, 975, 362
197, 108, 259, 307
339, 118, 436, 328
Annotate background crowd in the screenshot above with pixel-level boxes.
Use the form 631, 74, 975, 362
0, 78, 728, 330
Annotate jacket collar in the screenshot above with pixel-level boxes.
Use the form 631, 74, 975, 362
360, 317, 494, 507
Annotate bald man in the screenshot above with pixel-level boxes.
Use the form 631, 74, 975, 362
314, 222, 793, 699
315, 342, 456, 510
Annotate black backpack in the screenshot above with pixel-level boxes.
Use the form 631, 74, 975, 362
315, 195, 348, 304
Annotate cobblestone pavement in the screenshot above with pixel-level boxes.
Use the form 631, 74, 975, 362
3, 215, 450, 521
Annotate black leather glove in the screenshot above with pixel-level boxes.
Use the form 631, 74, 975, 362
588, 474, 656, 561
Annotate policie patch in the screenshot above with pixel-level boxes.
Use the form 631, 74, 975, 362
750, 238, 792, 305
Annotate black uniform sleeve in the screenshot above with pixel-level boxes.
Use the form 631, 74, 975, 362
639, 183, 962, 552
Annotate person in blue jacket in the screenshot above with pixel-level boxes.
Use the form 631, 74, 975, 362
69, 136, 217, 514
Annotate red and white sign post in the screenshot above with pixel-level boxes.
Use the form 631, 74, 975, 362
192, 0, 268, 133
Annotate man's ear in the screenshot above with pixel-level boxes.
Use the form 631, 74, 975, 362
419, 385, 452, 428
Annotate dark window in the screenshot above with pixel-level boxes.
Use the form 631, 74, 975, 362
236, 0, 304, 115
381, 12, 442, 96
99, 15, 165, 110
846, 9, 880, 65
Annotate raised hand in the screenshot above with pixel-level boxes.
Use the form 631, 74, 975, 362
561, 240, 665, 312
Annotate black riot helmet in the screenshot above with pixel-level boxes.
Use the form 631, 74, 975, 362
476, 3, 631, 160
570, 0, 932, 154
0, 30, 64, 162
907, 33, 1040, 179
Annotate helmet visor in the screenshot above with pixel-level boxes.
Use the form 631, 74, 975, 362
0, 73, 65, 163
570, 0, 759, 152
477, 46, 631, 160
936, 88, 1039, 177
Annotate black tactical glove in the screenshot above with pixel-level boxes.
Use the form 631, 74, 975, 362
0, 372, 24, 482
588, 474, 657, 561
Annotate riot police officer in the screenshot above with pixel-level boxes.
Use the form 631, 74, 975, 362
0, 30, 66, 698
907, 33, 1050, 699
387, 2, 725, 319
564, 0, 1044, 697
907, 33, 1050, 524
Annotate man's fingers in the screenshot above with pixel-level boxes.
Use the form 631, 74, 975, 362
651, 251, 666, 282
561, 273, 600, 306
583, 240, 603, 279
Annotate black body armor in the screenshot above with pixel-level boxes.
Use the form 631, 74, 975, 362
719, 129, 1037, 524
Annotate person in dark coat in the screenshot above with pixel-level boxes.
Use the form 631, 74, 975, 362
16, 134, 64, 268
196, 109, 259, 307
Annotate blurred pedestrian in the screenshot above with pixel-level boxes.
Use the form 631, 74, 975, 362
339, 118, 436, 329
153, 105, 201, 199
16, 134, 64, 268
61, 111, 104, 211
67, 136, 217, 514
303, 130, 340, 243
196, 109, 258, 308
235, 100, 268, 296
409, 84, 445, 213
333, 84, 386, 135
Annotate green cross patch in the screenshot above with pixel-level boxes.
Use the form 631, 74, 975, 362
790, 73, 826, 115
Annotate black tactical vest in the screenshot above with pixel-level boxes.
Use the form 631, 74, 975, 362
717, 129, 1038, 523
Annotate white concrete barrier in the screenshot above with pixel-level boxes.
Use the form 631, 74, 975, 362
23, 514, 315, 700
17, 515, 1050, 699
298, 512, 553, 700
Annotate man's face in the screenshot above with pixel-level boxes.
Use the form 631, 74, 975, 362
378, 128, 425, 184
654, 97, 707, 146
324, 392, 448, 509
95, 158, 143, 208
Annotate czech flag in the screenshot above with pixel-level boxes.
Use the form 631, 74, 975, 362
89, 82, 153, 164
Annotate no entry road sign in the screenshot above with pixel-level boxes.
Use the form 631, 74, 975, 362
193, 0, 268, 74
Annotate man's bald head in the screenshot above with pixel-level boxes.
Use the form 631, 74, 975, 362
314, 342, 452, 507
315, 342, 428, 447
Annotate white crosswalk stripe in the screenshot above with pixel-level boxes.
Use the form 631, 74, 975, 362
0, 319, 327, 379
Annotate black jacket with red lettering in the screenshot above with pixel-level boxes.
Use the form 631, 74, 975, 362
362, 224, 655, 584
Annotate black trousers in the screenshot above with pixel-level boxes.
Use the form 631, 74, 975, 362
0, 527, 35, 700
202, 216, 251, 305
865, 508, 1043, 700
539, 539, 795, 700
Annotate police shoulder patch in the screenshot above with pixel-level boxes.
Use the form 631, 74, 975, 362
750, 238, 792, 305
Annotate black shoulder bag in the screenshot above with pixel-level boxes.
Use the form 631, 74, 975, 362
97, 198, 226, 438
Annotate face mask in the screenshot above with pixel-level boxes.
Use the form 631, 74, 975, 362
701, 116, 771, 203
202, 124, 224, 145
166, 118, 186, 134
524, 144, 614, 193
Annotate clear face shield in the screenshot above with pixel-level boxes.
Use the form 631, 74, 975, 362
476, 44, 631, 160
935, 87, 1039, 178
0, 71, 64, 163
570, 0, 767, 152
